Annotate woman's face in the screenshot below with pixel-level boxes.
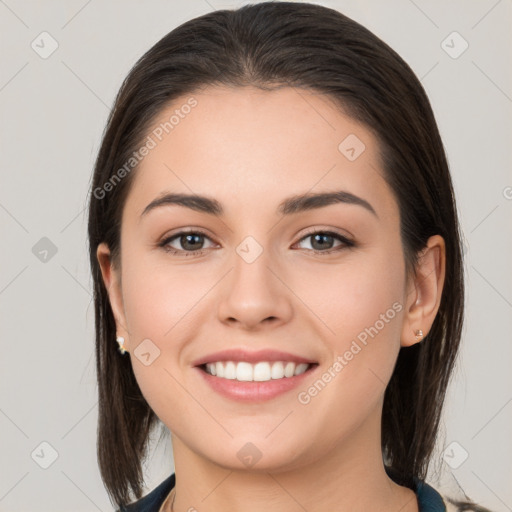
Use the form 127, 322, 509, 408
98, 85, 438, 472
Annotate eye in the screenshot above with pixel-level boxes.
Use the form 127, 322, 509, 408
294, 229, 354, 254
159, 230, 215, 257
159, 228, 354, 257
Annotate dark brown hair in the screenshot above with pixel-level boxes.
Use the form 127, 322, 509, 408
87, 2, 485, 510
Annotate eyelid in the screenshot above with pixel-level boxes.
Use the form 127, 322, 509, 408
297, 225, 354, 241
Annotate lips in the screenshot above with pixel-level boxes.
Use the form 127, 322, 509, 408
195, 360, 320, 402
191, 348, 318, 367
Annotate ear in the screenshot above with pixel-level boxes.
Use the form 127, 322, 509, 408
96, 242, 130, 347
400, 235, 446, 347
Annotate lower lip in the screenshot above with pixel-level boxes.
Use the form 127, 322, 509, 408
194, 364, 319, 402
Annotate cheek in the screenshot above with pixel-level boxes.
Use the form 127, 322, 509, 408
121, 234, 406, 362
120, 231, 405, 417
291, 252, 405, 432
118, 250, 210, 413
298, 245, 405, 343
296, 245, 405, 394
121, 250, 211, 341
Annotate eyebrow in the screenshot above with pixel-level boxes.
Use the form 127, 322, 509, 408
140, 190, 378, 219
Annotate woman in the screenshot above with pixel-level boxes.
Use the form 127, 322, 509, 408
87, 2, 493, 511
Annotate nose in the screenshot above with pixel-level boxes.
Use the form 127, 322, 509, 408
217, 246, 293, 331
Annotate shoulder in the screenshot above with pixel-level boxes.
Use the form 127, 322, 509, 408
415, 479, 494, 512
441, 495, 495, 512
117, 473, 176, 512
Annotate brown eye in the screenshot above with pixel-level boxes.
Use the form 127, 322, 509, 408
160, 230, 215, 256
295, 230, 354, 254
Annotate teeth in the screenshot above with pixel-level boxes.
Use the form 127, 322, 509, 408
204, 361, 311, 381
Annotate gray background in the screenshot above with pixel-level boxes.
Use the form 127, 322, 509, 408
1, 0, 511, 511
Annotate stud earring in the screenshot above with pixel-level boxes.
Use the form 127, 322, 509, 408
414, 329, 424, 342
116, 336, 128, 354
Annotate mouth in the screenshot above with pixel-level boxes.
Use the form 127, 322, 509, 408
197, 361, 319, 382
191, 348, 320, 401
194, 361, 320, 402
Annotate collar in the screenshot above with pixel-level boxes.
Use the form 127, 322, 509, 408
120, 471, 447, 511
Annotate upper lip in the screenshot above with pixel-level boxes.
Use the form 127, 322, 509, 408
192, 349, 318, 367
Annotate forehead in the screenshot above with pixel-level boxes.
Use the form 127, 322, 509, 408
124, 85, 397, 222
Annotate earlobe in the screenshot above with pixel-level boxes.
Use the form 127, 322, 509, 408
400, 235, 446, 347
96, 243, 130, 346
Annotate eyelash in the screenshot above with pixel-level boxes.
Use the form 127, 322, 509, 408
158, 228, 355, 257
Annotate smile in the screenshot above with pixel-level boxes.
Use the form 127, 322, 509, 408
202, 361, 312, 381
196, 362, 319, 402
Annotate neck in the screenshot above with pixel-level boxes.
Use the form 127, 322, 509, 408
167, 405, 418, 512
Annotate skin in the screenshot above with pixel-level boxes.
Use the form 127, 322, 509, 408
97, 85, 445, 512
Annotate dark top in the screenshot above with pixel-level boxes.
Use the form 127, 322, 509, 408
118, 471, 450, 512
